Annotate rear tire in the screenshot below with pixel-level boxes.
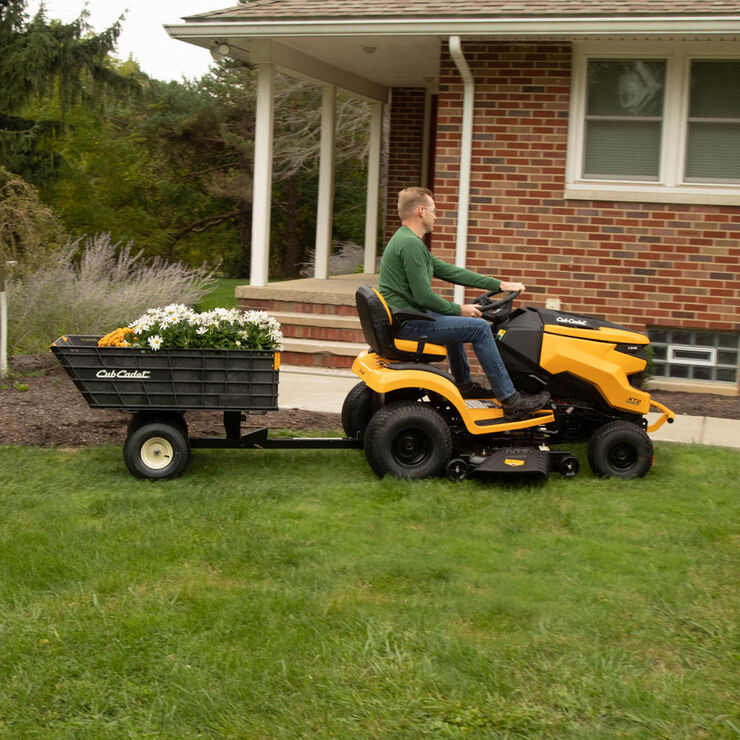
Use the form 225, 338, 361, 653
587, 420, 653, 479
364, 401, 451, 479
124, 422, 190, 480
341, 382, 376, 440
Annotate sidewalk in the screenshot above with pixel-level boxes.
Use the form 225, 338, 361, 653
278, 365, 740, 450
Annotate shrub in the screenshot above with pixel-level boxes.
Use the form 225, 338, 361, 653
7, 234, 216, 355
299, 241, 377, 277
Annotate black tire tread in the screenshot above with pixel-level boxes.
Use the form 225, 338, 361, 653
587, 419, 653, 479
364, 401, 451, 479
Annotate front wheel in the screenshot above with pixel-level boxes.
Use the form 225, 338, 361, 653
364, 402, 451, 479
587, 420, 653, 479
124, 422, 190, 480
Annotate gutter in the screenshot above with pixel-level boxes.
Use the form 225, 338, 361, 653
448, 35, 473, 306
165, 16, 740, 40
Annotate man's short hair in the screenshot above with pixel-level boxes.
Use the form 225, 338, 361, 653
397, 187, 433, 221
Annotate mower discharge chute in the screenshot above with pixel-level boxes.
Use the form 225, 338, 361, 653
344, 286, 674, 482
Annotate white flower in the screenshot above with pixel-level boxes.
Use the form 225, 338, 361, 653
197, 326, 208, 335
148, 335, 163, 351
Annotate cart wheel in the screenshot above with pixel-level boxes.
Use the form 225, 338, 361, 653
587, 420, 653, 479
124, 422, 190, 480
127, 412, 188, 438
557, 455, 580, 478
341, 381, 377, 440
446, 457, 469, 482
364, 401, 451, 479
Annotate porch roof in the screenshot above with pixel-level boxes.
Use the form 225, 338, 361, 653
166, 0, 740, 97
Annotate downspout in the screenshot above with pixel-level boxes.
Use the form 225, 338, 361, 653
448, 36, 474, 306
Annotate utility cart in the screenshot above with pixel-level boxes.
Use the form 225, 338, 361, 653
51, 335, 361, 480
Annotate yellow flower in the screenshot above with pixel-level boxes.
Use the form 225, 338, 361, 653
98, 327, 134, 347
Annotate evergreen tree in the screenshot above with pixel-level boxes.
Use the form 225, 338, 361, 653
0, 0, 132, 184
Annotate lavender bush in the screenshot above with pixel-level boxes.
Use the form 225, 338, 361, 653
7, 234, 216, 355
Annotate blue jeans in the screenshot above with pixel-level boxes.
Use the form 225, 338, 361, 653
396, 312, 516, 400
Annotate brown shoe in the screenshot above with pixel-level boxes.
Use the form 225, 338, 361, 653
501, 390, 551, 419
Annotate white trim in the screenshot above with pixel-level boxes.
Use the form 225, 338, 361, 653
667, 344, 717, 367
449, 36, 474, 306
250, 62, 275, 288
565, 42, 740, 206
314, 85, 336, 280
165, 16, 740, 40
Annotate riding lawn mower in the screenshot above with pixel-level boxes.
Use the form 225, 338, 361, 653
343, 286, 675, 482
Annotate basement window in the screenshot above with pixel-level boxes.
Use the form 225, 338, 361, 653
649, 329, 740, 383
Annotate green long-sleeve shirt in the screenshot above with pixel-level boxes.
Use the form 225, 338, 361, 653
378, 226, 501, 316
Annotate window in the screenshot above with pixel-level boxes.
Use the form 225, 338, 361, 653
649, 329, 739, 384
566, 44, 740, 205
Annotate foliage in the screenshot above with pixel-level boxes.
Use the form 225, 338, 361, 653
300, 240, 368, 277
0, 441, 737, 736
6, 233, 215, 355
119, 304, 282, 350
1, 2, 374, 279
0, 0, 133, 185
0, 166, 62, 279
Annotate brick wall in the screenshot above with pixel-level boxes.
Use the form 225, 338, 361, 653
385, 87, 427, 243
387, 40, 740, 343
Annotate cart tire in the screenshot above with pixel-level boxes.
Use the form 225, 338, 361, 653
364, 402, 451, 479
127, 412, 188, 438
341, 382, 377, 440
124, 422, 190, 480
587, 420, 653, 479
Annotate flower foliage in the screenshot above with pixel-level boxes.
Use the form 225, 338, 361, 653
120, 304, 283, 351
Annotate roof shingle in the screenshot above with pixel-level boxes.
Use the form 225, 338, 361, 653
186, 0, 740, 22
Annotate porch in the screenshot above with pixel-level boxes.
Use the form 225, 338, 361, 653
236, 273, 378, 368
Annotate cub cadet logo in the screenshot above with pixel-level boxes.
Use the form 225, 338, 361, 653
504, 458, 525, 467
556, 316, 589, 327
96, 369, 151, 380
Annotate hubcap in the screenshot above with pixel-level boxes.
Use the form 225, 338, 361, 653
608, 442, 637, 471
392, 429, 431, 468
140, 437, 174, 470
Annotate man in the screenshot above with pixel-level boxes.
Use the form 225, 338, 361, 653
378, 186, 550, 419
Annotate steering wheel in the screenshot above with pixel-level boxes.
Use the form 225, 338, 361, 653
473, 290, 519, 312
470, 290, 519, 325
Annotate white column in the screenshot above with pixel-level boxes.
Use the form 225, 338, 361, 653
314, 85, 336, 280
363, 101, 383, 274
250, 62, 275, 288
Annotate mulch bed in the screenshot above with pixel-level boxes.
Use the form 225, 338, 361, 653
2, 354, 738, 448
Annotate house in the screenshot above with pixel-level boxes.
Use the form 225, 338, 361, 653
166, 1, 740, 394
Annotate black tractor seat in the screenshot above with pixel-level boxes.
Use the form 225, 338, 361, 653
355, 285, 447, 364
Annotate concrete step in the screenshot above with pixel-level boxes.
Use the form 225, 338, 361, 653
241, 298, 359, 316
273, 311, 365, 343
280, 337, 368, 369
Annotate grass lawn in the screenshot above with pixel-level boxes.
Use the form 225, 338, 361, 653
196, 278, 246, 311
0, 441, 737, 738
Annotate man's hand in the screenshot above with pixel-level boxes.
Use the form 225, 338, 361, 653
499, 280, 525, 293
460, 304, 483, 318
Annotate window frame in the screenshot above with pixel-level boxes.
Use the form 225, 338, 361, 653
565, 42, 740, 206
